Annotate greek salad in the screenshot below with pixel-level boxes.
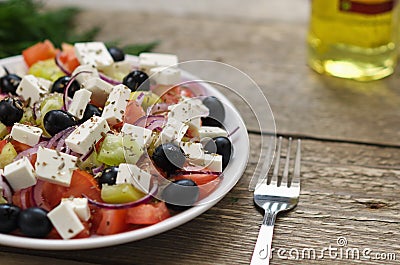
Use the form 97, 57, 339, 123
0, 40, 233, 240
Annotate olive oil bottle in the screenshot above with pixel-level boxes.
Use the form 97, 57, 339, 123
308, 0, 400, 81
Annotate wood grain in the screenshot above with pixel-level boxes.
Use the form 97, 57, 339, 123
1, 136, 399, 265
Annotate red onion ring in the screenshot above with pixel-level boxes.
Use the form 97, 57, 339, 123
47, 126, 75, 149
0, 176, 13, 202
135, 92, 145, 106
14, 141, 48, 161
227, 126, 240, 137
84, 181, 158, 210
31, 180, 49, 211
19, 187, 32, 209
99, 72, 122, 85
134, 115, 166, 129
80, 148, 94, 162
180, 79, 208, 97
63, 70, 93, 110
146, 103, 169, 115
92, 164, 105, 175
55, 52, 72, 75
55, 128, 75, 152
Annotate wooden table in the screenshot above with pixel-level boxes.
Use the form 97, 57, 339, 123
1, 5, 400, 265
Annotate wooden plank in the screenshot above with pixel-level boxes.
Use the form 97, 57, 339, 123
0, 136, 399, 264
73, 11, 400, 145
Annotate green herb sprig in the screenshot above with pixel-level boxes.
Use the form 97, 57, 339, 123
0, 0, 157, 58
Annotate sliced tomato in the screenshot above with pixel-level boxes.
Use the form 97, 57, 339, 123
198, 177, 221, 200
174, 173, 221, 200
47, 221, 91, 239
41, 169, 102, 210
22, 40, 58, 67
73, 221, 91, 239
96, 208, 130, 235
0, 139, 7, 153
29, 153, 37, 167
63, 170, 102, 201
156, 85, 181, 104
126, 202, 170, 225
180, 86, 195, 98
58, 42, 80, 72
173, 173, 219, 186
123, 100, 146, 125
10, 140, 31, 153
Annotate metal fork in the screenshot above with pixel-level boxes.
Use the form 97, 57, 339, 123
250, 137, 301, 265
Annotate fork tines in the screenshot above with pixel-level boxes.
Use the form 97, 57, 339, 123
256, 136, 301, 189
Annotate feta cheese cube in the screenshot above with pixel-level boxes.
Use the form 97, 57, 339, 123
139, 53, 178, 74
168, 98, 209, 129
47, 202, 84, 239
16, 75, 51, 106
65, 116, 110, 154
150, 66, 181, 85
3, 157, 37, 191
101, 84, 131, 125
157, 118, 189, 145
11, 123, 42, 146
198, 126, 228, 139
72, 64, 99, 85
61, 198, 91, 222
121, 123, 153, 148
116, 163, 151, 193
180, 142, 205, 163
35, 147, 78, 187
67, 89, 92, 119
74, 42, 114, 68
82, 77, 113, 106
203, 154, 223, 172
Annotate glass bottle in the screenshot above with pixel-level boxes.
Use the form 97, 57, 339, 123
308, 0, 400, 81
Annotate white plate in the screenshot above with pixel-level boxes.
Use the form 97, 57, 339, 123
0, 55, 249, 250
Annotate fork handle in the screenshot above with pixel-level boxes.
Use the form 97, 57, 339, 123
250, 224, 274, 265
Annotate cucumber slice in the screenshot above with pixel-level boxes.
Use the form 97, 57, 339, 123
0, 196, 7, 204
28, 59, 65, 81
101, 183, 145, 204
36, 93, 64, 137
130, 91, 161, 111
0, 123, 8, 139
78, 151, 103, 172
0, 142, 17, 169
97, 134, 126, 166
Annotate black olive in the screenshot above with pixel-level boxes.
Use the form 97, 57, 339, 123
0, 97, 23, 126
18, 207, 52, 238
201, 96, 225, 127
51, 76, 80, 98
204, 137, 232, 169
80, 104, 102, 124
108, 47, 125, 62
162, 179, 199, 211
43, 110, 77, 136
0, 74, 21, 95
0, 204, 21, 233
152, 143, 186, 174
97, 166, 118, 188
123, 70, 150, 92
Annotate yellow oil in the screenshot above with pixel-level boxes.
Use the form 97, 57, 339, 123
308, 0, 400, 81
